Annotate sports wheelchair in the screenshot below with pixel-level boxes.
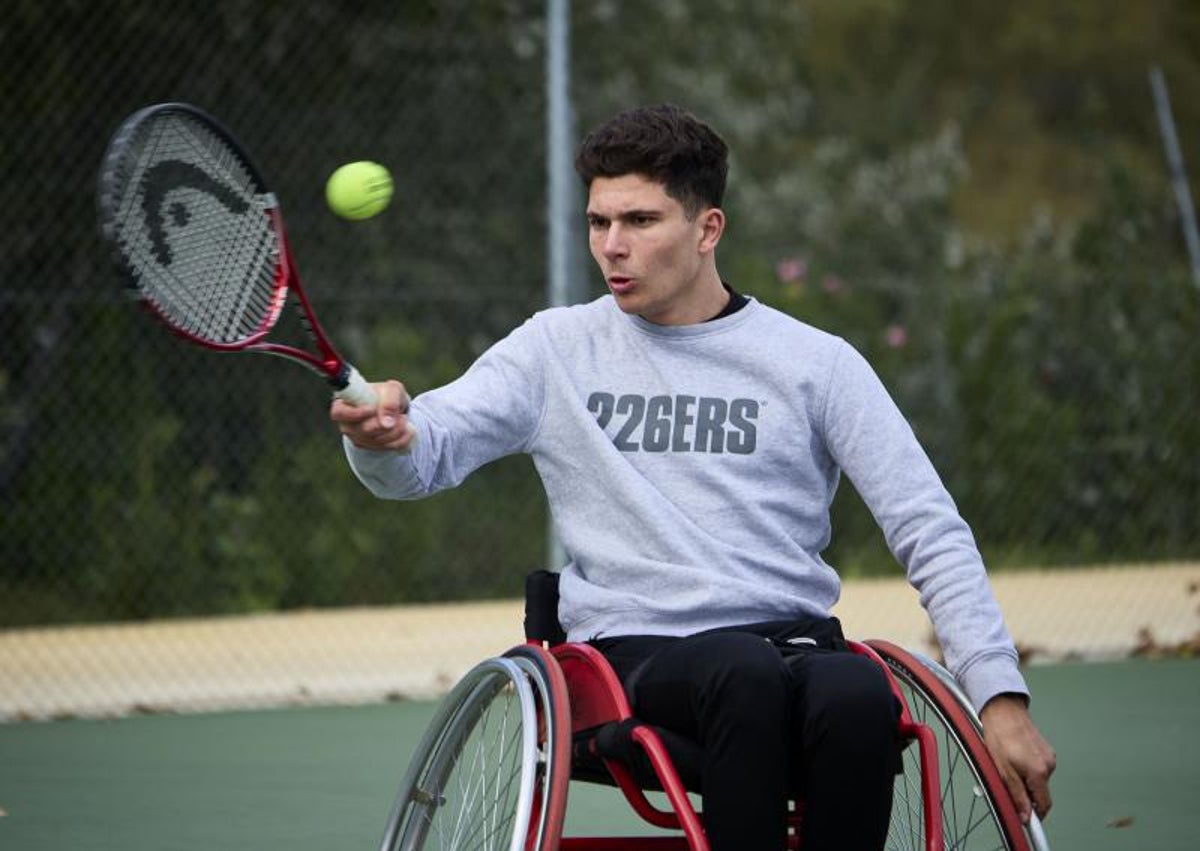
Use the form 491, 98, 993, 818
378, 571, 1050, 851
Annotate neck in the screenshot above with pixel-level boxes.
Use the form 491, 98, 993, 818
642, 270, 728, 326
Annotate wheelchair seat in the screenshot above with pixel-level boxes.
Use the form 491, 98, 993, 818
575, 716, 705, 793
525, 570, 706, 792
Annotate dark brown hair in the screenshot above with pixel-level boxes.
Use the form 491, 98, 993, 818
574, 104, 729, 218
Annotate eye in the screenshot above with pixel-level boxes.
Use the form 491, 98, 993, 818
587, 215, 608, 229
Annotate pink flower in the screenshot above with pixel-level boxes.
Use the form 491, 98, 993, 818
775, 257, 807, 283
885, 324, 908, 348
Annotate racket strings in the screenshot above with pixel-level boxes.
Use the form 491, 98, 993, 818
106, 110, 281, 345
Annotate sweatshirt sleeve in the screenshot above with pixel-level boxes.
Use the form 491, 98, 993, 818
821, 340, 1028, 710
343, 317, 547, 500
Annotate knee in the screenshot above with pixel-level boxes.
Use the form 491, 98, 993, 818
805, 655, 897, 739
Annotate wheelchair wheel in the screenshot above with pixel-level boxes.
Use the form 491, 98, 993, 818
503, 644, 572, 850
378, 649, 569, 851
868, 640, 1050, 851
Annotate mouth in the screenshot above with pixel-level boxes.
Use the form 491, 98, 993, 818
607, 275, 635, 295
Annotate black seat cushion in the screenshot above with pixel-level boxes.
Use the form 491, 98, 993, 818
573, 717, 705, 793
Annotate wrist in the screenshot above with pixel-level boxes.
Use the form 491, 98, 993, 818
981, 691, 1030, 718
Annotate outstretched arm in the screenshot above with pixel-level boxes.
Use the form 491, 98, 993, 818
979, 694, 1056, 823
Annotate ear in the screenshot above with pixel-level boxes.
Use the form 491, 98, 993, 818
697, 207, 725, 255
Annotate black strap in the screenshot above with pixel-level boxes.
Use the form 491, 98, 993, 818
523, 569, 566, 645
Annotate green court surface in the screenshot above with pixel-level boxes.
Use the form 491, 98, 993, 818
1, 659, 1196, 850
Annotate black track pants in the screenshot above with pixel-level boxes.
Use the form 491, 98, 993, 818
594, 630, 898, 851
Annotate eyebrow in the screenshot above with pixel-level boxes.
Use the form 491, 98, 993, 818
586, 208, 664, 222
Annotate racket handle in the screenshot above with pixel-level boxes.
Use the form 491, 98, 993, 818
334, 364, 379, 407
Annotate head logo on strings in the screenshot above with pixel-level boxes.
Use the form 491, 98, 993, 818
139, 160, 249, 266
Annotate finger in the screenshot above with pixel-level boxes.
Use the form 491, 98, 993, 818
377, 421, 418, 451
1028, 774, 1053, 820
343, 415, 416, 452
1002, 765, 1033, 824
330, 398, 378, 423
375, 380, 410, 429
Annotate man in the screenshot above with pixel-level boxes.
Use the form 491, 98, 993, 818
332, 104, 1055, 851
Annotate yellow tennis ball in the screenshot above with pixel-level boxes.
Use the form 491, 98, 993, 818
325, 161, 393, 220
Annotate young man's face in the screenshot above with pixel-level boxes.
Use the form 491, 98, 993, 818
585, 173, 724, 325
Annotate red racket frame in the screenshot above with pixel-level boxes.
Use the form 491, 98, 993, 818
138, 204, 352, 385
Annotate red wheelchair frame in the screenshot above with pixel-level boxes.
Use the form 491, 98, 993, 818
545, 639, 941, 851
377, 573, 1046, 851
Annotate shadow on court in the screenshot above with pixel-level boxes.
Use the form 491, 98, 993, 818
0, 659, 1196, 850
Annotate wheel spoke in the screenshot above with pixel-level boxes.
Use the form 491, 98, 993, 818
380, 651, 569, 851
444, 691, 523, 850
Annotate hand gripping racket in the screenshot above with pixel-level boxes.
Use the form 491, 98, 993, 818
96, 102, 377, 407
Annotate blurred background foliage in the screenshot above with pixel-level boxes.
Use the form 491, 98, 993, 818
1, 0, 1198, 625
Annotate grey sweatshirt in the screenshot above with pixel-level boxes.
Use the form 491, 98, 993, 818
344, 295, 1027, 710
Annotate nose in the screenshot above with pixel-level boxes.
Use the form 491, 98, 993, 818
601, 223, 629, 260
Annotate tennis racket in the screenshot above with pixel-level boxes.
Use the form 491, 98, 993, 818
96, 102, 377, 407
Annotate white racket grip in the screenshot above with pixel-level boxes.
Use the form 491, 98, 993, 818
334, 365, 378, 407
334, 365, 418, 454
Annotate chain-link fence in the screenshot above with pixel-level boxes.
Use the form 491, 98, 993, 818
2, 1, 1199, 719
2, 1, 555, 629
